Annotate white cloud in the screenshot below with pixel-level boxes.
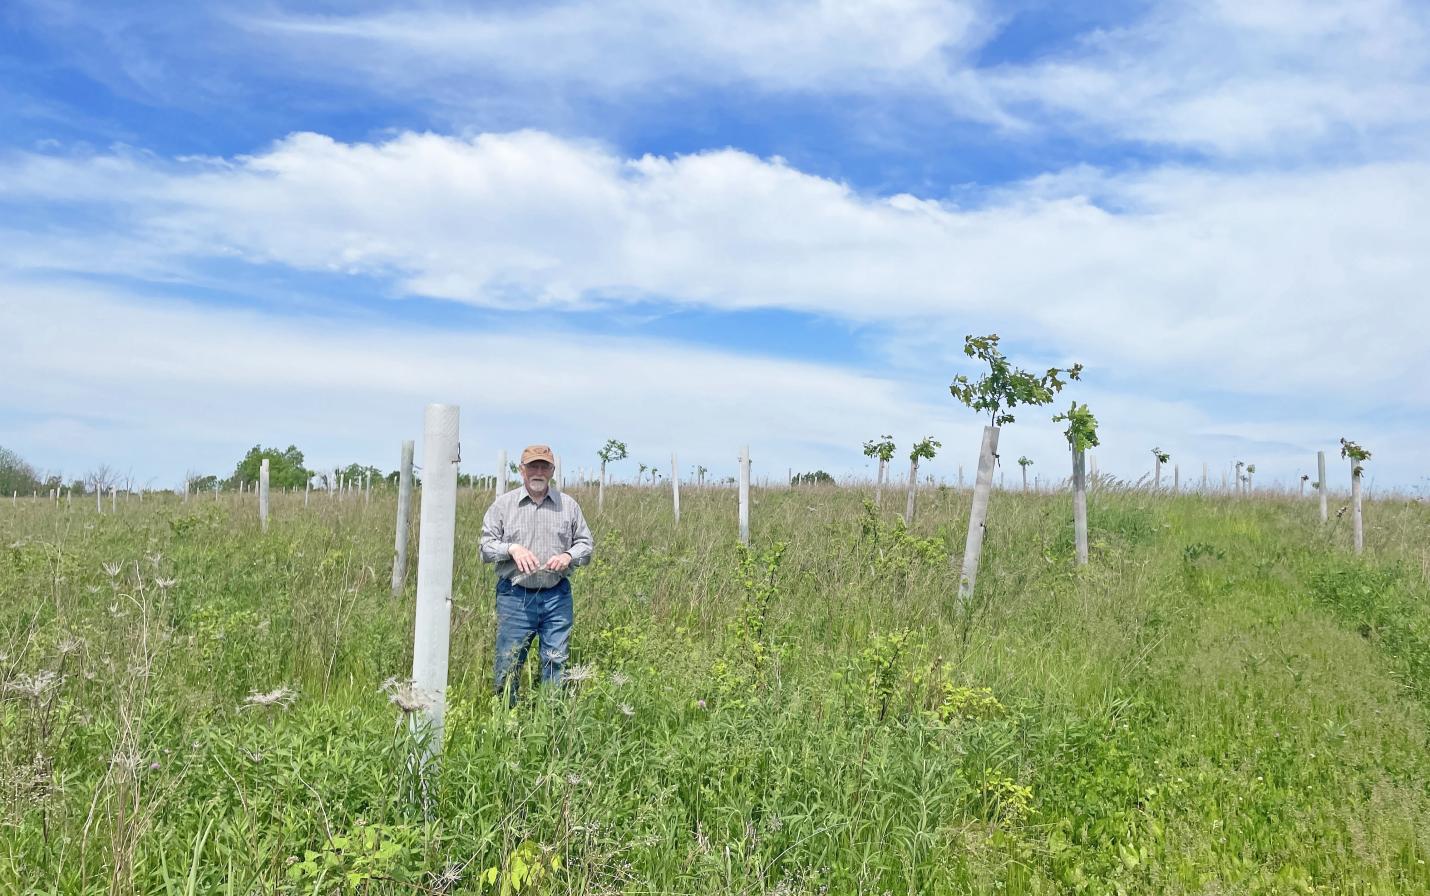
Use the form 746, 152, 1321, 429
985, 0, 1430, 155
245, 0, 990, 95
4, 129, 1428, 410
232, 0, 1430, 155
6, 278, 1419, 492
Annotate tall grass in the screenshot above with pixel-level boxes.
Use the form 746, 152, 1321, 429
1, 484, 1428, 894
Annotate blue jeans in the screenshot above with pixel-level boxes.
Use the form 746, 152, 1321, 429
494, 577, 573, 704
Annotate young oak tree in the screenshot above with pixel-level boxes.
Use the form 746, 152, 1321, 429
1017, 456, 1033, 492
1340, 438, 1371, 555
949, 334, 1082, 599
1053, 401, 1100, 566
1151, 447, 1170, 491
596, 439, 628, 513
862, 435, 897, 505
904, 437, 941, 525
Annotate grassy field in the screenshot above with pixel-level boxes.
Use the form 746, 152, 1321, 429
2, 482, 1428, 895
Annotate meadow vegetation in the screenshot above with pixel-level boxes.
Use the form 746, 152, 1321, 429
2, 481, 1428, 894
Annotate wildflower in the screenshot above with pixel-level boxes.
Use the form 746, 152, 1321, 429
695, 699, 707, 710
56, 635, 83, 656
145, 552, 163, 568
243, 686, 297, 709
562, 663, 596, 684
565, 773, 584, 786
4, 670, 62, 699
102, 562, 122, 579
617, 702, 635, 718
380, 676, 434, 714
153, 577, 178, 590
111, 750, 142, 774
431, 862, 464, 894
149, 762, 160, 771
609, 670, 631, 687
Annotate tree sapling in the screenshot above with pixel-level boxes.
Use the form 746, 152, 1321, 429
949, 334, 1082, 600
1053, 401, 1100, 566
863, 435, 897, 505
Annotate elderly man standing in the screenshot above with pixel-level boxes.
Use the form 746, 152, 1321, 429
480, 444, 594, 703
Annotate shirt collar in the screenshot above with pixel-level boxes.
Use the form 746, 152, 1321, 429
519, 487, 559, 507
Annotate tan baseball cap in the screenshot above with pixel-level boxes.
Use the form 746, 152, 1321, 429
520, 445, 556, 466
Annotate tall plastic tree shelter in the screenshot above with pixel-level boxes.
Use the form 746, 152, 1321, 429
391, 440, 415, 598
496, 449, 507, 496
1317, 451, 1328, 523
738, 445, 751, 544
259, 458, 270, 531
411, 405, 460, 765
671, 451, 681, 526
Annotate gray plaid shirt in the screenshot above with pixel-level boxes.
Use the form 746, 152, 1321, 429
480, 487, 594, 589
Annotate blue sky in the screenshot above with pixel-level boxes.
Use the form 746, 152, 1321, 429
3, 0, 1429, 494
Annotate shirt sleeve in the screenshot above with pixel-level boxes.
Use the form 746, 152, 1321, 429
565, 506, 594, 567
479, 498, 511, 564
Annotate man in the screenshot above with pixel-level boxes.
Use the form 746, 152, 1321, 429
480, 444, 594, 703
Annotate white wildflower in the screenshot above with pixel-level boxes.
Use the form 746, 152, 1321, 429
609, 671, 631, 687
4, 670, 62, 699
380, 676, 434, 714
617, 702, 635, 718
431, 863, 464, 894
56, 635, 83, 656
153, 577, 178, 590
243, 686, 297, 709
562, 663, 596, 684
102, 562, 122, 579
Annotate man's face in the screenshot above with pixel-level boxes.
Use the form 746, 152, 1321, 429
521, 460, 554, 493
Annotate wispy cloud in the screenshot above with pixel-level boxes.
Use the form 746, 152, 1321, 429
7, 277, 1411, 490
3, 129, 1426, 409
984, 0, 1430, 156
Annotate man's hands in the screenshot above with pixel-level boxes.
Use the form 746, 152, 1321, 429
508, 545, 571, 574
508, 544, 540, 574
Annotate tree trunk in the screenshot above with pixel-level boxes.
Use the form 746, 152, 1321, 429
958, 425, 1000, 601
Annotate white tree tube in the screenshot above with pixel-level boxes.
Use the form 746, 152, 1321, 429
110, 487, 116, 512
958, 425, 1000, 602
259, 459, 270, 531
392, 439, 415, 598
903, 457, 920, 525
1073, 446, 1088, 566
304, 478, 310, 507
411, 405, 460, 762
875, 458, 886, 504
1351, 462, 1364, 555
671, 451, 681, 526
1154, 458, 1161, 492
1318, 451, 1328, 523
738, 445, 750, 544
598, 460, 606, 514
1173, 465, 1180, 493
497, 449, 507, 496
